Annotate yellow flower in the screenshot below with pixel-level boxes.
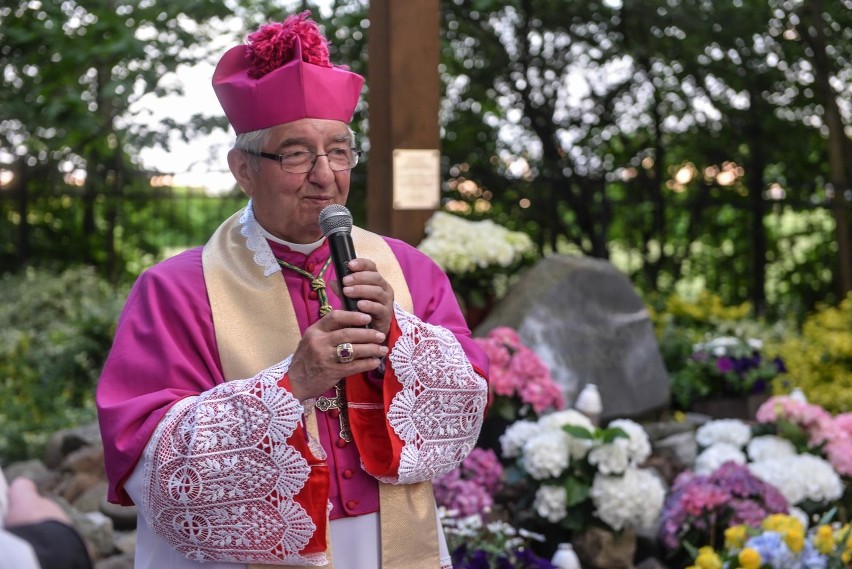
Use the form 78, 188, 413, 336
725, 525, 748, 549
762, 513, 803, 536
814, 525, 834, 554
738, 547, 762, 569
695, 546, 723, 569
784, 528, 804, 553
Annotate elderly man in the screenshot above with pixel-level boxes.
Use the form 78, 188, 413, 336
96, 11, 488, 569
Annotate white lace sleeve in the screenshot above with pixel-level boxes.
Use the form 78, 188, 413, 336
382, 304, 488, 484
138, 358, 328, 566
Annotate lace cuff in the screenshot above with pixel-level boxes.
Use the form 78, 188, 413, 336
139, 359, 328, 565
382, 304, 488, 484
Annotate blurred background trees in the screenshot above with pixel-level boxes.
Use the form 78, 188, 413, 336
1, 0, 848, 318
0, 0, 849, 461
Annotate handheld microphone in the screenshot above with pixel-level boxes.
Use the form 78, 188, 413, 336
319, 204, 359, 312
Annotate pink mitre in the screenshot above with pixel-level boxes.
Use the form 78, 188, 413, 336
212, 11, 364, 134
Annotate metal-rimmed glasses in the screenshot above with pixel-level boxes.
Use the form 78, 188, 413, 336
242, 147, 360, 174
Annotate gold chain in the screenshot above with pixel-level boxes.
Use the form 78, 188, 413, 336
276, 257, 334, 318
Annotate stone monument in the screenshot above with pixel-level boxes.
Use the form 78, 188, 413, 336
475, 254, 670, 420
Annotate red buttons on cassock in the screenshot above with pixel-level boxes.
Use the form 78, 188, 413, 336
346, 500, 359, 510
342, 469, 353, 479
335, 438, 347, 448
309, 291, 318, 300
306, 262, 316, 272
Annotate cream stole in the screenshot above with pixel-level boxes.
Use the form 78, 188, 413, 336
202, 210, 440, 568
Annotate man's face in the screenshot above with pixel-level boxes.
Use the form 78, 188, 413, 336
230, 118, 353, 243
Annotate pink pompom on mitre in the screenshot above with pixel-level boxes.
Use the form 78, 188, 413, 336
246, 11, 331, 79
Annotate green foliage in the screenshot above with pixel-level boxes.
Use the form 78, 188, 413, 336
772, 293, 852, 413
0, 266, 125, 464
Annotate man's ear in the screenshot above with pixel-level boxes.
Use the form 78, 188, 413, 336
227, 148, 254, 196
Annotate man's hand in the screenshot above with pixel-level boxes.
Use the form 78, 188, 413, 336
287, 309, 389, 402
4, 477, 70, 527
338, 258, 395, 336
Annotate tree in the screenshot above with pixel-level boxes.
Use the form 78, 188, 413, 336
0, 0, 234, 276
438, 0, 847, 316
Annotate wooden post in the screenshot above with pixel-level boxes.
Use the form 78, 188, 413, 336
367, 0, 440, 246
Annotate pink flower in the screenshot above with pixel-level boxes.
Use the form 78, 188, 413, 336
489, 367, 516, 397
755, 395, 834, 445
833, 413, 852, 436
520, 380, 565, 414
824, 438, 852, 477
474, 327, 564, 417
487, 326, 524, 350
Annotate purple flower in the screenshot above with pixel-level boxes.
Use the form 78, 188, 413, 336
716, 356, 735, 373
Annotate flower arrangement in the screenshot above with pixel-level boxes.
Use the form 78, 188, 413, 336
435, 448, 555, 568
417, 211, 536, 311
475, 327, 564, 423
669, 334, 786, 410
439, 511, 556, 569
692, 415, 844, 513
686, 513, 852, 569
499, 409, 664, 536
658, 462, 789, 561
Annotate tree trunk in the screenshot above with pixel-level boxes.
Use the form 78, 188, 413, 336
802, 0, 852, 298
13, 159, 29, 268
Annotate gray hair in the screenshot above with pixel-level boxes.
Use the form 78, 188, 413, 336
233, 126, 358, 173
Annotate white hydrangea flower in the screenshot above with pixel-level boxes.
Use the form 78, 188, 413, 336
539, 409, 595, 459
588, 439, 631, 475
746, 435, 797, 462
608, 419, 652, 464
500, 419, 541, 459
749, 454, 843, 506
533, 484, 568, 523
418, 212, 534, 274
523, 430, 570, 480
591, 468, 665, 531
695, 419, 752, 449
694, 442, 747, 475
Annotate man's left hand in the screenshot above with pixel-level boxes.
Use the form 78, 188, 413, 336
339, 258, 394, 337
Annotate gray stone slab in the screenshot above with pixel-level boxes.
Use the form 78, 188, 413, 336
475, 254, 670, 420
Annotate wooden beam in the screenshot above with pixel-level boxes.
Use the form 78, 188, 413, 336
367, 0, 440, 246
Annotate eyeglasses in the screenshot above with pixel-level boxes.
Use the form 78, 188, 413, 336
242, 147, 360, 174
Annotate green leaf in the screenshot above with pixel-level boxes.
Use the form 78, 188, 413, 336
563, 425, 595, 439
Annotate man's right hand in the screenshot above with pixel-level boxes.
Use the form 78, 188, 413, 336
286, 309, 389, 402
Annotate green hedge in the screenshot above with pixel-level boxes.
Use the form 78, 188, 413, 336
0, 266, 126, 464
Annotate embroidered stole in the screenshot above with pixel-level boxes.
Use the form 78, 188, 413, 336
202, 210, 440, 568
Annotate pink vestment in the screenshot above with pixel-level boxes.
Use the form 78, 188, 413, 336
96, 205, 488, 565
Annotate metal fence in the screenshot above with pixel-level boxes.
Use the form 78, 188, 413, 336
0, 187, 248, 279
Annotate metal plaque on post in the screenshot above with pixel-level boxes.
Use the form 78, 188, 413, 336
392, 149, 440, 210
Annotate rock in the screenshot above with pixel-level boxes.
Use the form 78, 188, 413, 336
475, 255, 670, 420
2, 459, 55, 487
95, 554, 135, 569
76, 510, 116, 559
61, 444, 106, 477
56, 471, 103, 504
113, 530, 137, 555
44, 423, 103, 469
101, 497, 138, 531
74, 481, 110, 514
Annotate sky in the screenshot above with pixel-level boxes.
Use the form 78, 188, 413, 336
134, 59, 237, 194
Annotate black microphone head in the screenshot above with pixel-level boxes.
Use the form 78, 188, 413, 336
319, 204, 353, 236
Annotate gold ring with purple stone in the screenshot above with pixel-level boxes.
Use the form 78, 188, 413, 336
336, 342, 355, 364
